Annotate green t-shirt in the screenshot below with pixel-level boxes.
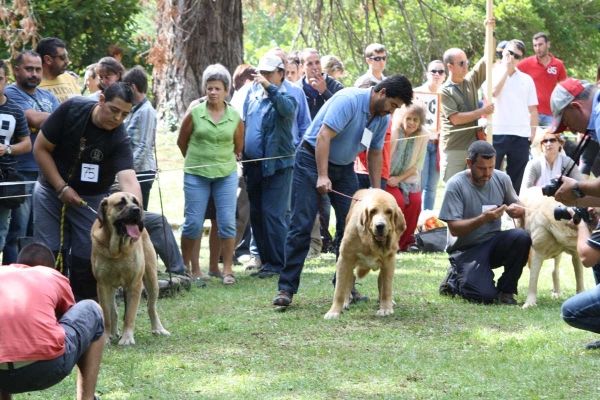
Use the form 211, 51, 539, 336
185, 102, 240, 178
439, 57, 486, 151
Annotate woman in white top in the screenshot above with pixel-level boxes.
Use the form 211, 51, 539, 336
520, 130, 584, 193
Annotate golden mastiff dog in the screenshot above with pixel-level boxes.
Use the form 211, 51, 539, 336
517, 187, 585, 309
91, 192, 169, 345
324, 189, 406, 319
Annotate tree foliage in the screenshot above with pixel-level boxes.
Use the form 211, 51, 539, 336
242, 0, 600, 87
1, 0, 146, 72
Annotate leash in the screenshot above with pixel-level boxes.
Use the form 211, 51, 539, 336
153, 146, 175, 296
329, 189, 362, 201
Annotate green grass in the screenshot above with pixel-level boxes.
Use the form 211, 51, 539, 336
27, 129, 600, 399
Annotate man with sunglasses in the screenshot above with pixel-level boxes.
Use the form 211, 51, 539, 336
439, 19, 496, 183
36, 37, 80, 103
354, 43, 387, 87
490, 39, 538, 195
517, 33, 567, 128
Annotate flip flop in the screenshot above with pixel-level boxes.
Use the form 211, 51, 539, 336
208, 271, 224, 279
222, 274, 236, 285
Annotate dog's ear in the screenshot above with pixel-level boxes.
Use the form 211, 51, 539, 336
360, 207, 371, 233
394, 207, 407, 237
97, 197, 109, 228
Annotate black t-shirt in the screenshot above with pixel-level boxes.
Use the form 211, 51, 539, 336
40, 98, 133, 195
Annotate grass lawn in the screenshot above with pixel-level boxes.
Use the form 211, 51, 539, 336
28, 130, 600, 399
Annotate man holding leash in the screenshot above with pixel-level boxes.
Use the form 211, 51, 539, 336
438, 140, 530, 305
33, 82, 142, 301
0, 243, 104, 400
273, 74, 413, 307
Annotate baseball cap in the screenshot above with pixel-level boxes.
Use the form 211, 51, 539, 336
257, 55, 284, 72
496, 40, 508, 57
550, 78, 593, 133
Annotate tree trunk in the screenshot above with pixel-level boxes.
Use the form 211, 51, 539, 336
151, 0, 243, 130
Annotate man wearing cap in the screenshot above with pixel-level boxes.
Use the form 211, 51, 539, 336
242, 54, 297, 280
552, 79, 600, 206
517, 32, 567, 128
490, 39, 538, 194
273, 74, 413, 308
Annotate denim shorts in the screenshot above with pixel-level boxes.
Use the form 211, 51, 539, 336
0, 300, 104, 394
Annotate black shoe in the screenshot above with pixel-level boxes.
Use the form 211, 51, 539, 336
350, 284, 369, 303
273, 290, 293, 306
258, 269, 279, 279
498, 291, 517, 305
439, 268, 456, 297
585, 340, 600, 350
232, 255, 241, 266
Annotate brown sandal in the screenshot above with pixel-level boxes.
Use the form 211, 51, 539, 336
222, 274, 236, 285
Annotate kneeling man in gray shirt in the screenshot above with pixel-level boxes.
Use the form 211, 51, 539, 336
438, 140, 531, 304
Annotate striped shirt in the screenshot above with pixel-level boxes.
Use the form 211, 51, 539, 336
123, 98, 157, 172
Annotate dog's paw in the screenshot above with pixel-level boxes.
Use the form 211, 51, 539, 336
343, 301, 350, 310
324, 311, 341, 319
118, 333, 135, 346
376, 308, 394, 317
152, 328, 170, 336
103, 333, 112, 344
522, 301, 537, 309
551, 290, 562, 299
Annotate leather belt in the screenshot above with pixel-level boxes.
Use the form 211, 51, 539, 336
301, 140, 315, 154
429, 139, 439, 144
0, 360, 36, 370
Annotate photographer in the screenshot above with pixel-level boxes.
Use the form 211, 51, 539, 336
551, 79, 600, 206
561, 207, 600, 350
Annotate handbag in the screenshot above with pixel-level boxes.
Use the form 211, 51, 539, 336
0, 168, 26, 209
414, 226, 447, 253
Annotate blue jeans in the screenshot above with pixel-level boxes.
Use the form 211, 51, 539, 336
3, 171, 37, 264
182, 171, 238, 239
562, 285, 600, 335
245, 163, 292, 273
538, 113, 553, 128
278, 148, 358, 294
137, 169, 155, 211
421, 141, 439, 210
493, 135, 530, 195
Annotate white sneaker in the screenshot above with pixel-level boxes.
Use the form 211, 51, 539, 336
245, 255, 262, 271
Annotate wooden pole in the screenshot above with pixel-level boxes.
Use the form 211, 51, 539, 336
485, 0, 494, 143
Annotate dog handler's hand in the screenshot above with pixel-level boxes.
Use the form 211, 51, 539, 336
554, 176, 577, 205
59, 187, 83, 207
483, 205, 506, 222
316, 176, 332, 194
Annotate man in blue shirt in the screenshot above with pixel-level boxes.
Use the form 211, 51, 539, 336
2, 54, 42, 263
243, 54, 297, 280
273, 74, 413, 307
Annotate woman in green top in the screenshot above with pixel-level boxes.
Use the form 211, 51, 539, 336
177, 64, 245, 285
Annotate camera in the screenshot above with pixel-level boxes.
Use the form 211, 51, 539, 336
542, 178, 562, 197
554, 206, 591, 225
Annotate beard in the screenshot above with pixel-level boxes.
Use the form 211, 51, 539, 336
17, 77, 40, 90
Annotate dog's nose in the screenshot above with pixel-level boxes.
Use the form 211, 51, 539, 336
129, 206, 140, 215
375, 222, 386, 234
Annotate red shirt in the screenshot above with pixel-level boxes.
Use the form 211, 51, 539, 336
354, 121, 392, 180
518, 54, 567, 115
0, 264, 75, 363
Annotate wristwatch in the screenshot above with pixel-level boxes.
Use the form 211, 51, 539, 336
573, 182, 585, 198
6, 145, 11, 155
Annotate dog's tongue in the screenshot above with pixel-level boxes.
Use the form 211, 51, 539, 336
125, 223, 141, 240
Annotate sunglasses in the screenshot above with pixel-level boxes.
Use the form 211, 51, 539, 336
429, 69, 445, 75
50, 53, 69, 61
507, 50, 523, 60
541, 138, 558, 144
369, 56, 387, 62
455, 60, 469, 67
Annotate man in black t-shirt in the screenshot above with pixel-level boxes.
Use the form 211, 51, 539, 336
33, 82, 142, 300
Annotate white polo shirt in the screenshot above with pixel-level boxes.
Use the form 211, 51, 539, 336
491, 67, 538, 137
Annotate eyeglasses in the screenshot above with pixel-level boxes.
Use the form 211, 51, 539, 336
507, 50, 523, 60
369, 56, 387, 62
429, 69, 445, 75
405, 117, 420, 123
50, 52, 69, 61
455, 60, 469, 67
541, 138, 558, 144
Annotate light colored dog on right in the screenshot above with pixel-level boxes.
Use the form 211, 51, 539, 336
517, 187, 585, 309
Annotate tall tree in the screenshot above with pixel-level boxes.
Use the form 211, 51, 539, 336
151, 0, 244, 129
